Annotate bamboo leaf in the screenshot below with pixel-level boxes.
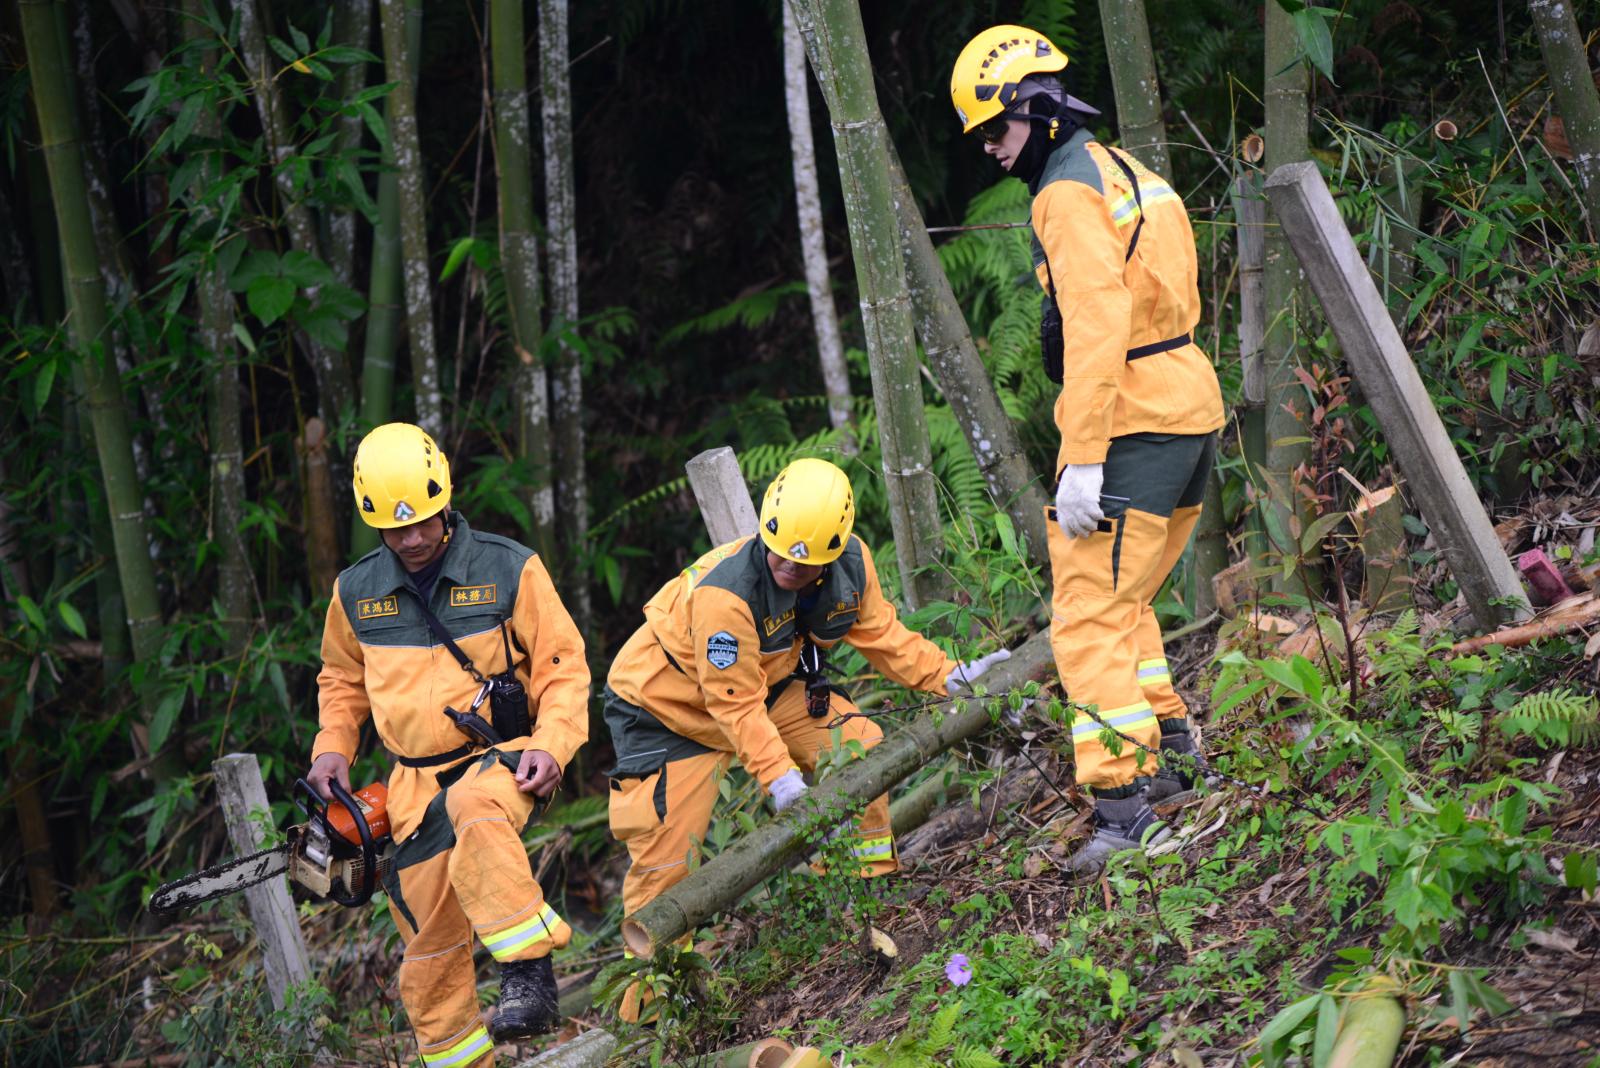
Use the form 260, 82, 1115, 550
1257, 993, 1322, 1068
1291, 8, 1335, 84
149, 689, 185, 755
57, 601, 87, 639
15, 595, 47, 633
33, 361, 56, 410
440, 237, 480, 281
1312, 993, 1339, 1067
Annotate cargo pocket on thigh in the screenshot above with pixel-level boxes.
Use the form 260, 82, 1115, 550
608, 768, 666, 843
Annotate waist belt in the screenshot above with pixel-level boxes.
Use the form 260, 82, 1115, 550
1126, 332, 1191, 361
396, 744, 473, 768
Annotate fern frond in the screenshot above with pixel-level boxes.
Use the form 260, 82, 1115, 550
1496, 688, 1600, 748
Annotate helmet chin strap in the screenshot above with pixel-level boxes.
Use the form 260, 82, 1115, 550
1014, 96, 1084, 187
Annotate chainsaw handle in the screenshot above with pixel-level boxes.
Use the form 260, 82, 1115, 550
293, 778, 327, 823
325, 778, 379, 908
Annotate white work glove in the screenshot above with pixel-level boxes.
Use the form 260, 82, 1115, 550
768, 768, 808, 813
945, 648, 1012, 696
1054, 463, 1105, 539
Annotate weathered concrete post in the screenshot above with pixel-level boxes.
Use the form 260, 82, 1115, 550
686, 447, 760, 545
1263, 161, 1528, 627
213, 753, 313, 1011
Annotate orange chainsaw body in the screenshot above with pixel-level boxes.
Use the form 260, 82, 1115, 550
325, 782, 390, 844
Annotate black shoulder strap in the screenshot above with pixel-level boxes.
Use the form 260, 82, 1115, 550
1104, 147, 1146, 262
408, 590, 487, 684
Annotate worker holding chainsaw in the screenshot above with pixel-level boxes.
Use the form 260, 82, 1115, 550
310, 423, 590, 1063
951, 27, 1226, 871
603, 457, 1009, 1022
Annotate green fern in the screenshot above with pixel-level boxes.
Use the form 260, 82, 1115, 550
1496, 688, 1600, 749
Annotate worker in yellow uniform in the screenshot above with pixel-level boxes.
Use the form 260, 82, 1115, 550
309, 423, 590, 1065
604, 458, 1008, 1021
951, 27, 1227, 870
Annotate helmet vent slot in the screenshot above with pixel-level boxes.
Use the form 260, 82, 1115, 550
427, 479, 443, 498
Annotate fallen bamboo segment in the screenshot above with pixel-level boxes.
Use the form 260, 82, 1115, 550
1326, 977, 1405, 1068
713, 1037, 796, 1068
510, 1028, 617, 1068
1450, 590, 1600, 655
621, 630, 1055, 957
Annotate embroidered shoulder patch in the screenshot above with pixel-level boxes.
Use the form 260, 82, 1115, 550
449, 583, 497, 607
705, 630, 739, 670
356, 595, 399, 620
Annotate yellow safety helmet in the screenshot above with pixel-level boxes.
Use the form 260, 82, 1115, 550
759, 458, 855, 565
950, 25, 1069, 134
351, 422, 452, 529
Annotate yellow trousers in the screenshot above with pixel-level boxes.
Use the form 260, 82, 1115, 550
609, 685, 894, 1021
384, 753, 571, 1067
1049, 433, 1215, 790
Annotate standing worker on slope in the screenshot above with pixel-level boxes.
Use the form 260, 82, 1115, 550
950, 27, 1226, 871
309, 423, 591, 1065
604, 458, 1009, 1021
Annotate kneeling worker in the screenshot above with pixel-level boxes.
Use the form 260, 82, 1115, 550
604, 457, 1008, 1021
309, 423, 591, 1066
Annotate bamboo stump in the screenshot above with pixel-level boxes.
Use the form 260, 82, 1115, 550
1351, 485, 1410, 615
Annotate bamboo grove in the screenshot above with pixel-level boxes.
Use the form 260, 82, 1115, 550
4, 0, 1600, 1060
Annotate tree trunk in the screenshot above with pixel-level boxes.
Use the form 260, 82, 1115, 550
236, 0, 356, 430
785, 0, 944, 610
20, 0, 162, 670
621, 629, 1054, 956
378, 0, 445, 436
782, 1, 853, 443
539, 0, 592, 631
1262, 1, 1315, 582
326, 0, 372, 290
490, 0, 557, 562
885, 150, 1051, 576
185, 0, 255, 653
1099, 0, 1171, 180
352, 0, 419, 558
1529, 0, 1600, 234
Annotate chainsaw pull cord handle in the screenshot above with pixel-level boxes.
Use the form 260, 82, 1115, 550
325, 778, 379, 908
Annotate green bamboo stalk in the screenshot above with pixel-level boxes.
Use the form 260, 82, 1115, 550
185, 0, 254, 652
20, 0, 162, 667
785, 0, 945, 610
1099, 0, 1171, 181
377, 0, 444, 437
885, 149, 1051, 577
539, 0, 592, 631
1529, 0, 1600, 234
1262, 0, 1315, 584
326, 0, 372, 290
490, 0, 556, 562
236, 0, 356, 429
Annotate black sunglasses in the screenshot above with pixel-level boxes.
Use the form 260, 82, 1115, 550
974, 115, 1014, 144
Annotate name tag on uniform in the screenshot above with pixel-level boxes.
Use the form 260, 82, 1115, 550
826, 592, 861, 621
449, 584, 496, 607
763, 609, 794, 636
357, 595, 399, 620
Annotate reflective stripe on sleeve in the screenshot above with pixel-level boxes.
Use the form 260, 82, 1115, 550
421, 1025, 492, 1067
1136, 658, 1172, 687
1070, 701, 1157, 739
482, 901, 563, 961
851, 835, 894, 863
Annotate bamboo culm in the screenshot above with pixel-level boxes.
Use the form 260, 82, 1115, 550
1529, 0, 1600, 235
785, 0, 945, 610
326, 0, 373, 290
378, 0, 445, 436
886, 149, 1051, 576
1099, 0, 1172, 181
491, 0, 557, 561
540, 0, 592, 633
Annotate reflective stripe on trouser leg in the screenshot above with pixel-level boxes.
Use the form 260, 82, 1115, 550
767, 685, 898, 877
394, 849, 495, 1067
1135, 502, 1202, 722
610, 751, 731, 1023
444, 757, 571, 962
1049, 508, 1174, 789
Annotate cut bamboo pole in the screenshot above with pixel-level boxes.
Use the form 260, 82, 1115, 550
300, 419, 342, 598
620, 630, 1054, 957
712, 1038, 795, 1068
1326, 977, 1405, 1068
1529, 0, 1600, 234
1351, 485, 1409, 615
686, 447, 760, 545
786, 0, 945, 610
886, 149, 1051, 575
510, 1028, 616, 1068
1450, 591, 1598, 655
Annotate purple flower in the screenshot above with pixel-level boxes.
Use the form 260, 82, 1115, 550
945, 953, 973, 987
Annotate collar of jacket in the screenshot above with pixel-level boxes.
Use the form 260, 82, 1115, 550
1027, 125, 1094, 195
369, 511, 476, 596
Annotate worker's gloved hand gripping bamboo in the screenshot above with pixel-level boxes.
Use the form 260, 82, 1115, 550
1054, 463, 1105, 538
945, 648, 1012, 696
768, 767, 809, 812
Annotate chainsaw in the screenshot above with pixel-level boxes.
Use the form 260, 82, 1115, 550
150, 778, 394, 913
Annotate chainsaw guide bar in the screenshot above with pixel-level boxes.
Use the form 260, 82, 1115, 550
149, 845, 290, 913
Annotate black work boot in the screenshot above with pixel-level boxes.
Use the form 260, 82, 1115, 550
1145, 719, 1214, 806
492, 955, 560, 1041
1064, 782, 1172, 873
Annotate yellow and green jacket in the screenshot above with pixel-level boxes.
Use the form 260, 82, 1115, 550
1031, 128, 1226, 469
313, 513, 590, 839
605, 534, 956, 788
